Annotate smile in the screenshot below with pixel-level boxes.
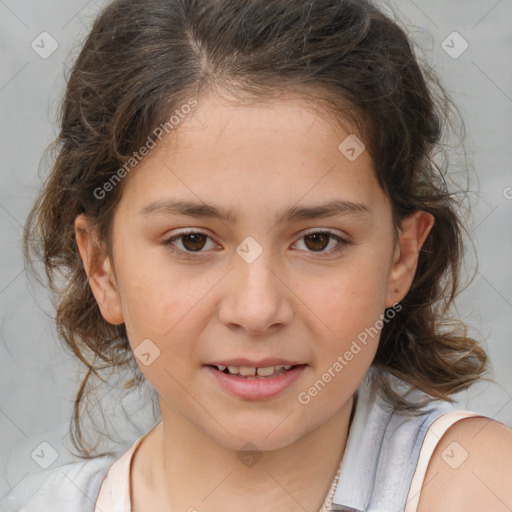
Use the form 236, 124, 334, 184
205, 363, 308, 400
211, 364, 295, 378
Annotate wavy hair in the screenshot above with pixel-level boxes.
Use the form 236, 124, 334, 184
24, 0, 487, 458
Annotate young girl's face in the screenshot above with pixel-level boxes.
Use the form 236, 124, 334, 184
81, 91, 431, 451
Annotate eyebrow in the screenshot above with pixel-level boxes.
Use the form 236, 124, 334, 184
139, 198, 372, 224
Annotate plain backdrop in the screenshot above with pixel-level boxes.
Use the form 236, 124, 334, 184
1, 0, 511, 506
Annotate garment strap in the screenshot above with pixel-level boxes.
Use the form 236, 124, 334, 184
95, 422, 162, 511
404, 410, 484, 512
94, 443, 135, 512
94, 427, 156, 512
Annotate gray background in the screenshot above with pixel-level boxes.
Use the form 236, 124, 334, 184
1, 0, 511, 506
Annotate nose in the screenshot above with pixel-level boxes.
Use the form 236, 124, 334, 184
218, 247, 294, 336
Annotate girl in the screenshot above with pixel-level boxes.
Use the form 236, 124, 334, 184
12, 0, 512, 510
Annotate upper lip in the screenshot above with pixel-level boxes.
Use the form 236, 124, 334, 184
206, 358, 305, 367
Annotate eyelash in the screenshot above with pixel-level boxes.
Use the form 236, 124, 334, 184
162, 229, 352, 259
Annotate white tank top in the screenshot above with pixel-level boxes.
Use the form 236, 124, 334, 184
3, 367, 483, 512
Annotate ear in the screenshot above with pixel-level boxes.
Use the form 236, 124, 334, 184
74, 214, 124, 325
385, 210, 434, 308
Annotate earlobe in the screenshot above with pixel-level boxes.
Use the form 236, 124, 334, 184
74, 214, 124, 325
385, 210, 434, 308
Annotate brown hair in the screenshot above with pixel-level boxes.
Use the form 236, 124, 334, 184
24, 0, 487, 458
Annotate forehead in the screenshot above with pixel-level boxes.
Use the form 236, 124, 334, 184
117, 91, 388, 218
168, 90, 362, 161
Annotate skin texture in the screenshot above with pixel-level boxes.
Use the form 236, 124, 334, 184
75, 90, 443, 511
415, 417, 512, 512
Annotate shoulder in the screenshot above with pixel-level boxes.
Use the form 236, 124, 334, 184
4, 455, 116, 512
417, 416, 512, 512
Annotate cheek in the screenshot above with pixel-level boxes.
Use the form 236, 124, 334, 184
117, 255, 225, 377
307, 258, 390, 335
119, 267, 202, 393
117, 245, 193, 324
114, 255, 191, 356
295, 264, 388, 409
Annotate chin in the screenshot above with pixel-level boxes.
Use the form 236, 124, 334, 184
207, 414, 310, 452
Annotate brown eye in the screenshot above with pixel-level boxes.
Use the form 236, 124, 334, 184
180, 233, 207, 251
294, 230, 351, 257
163, 231, 218, 257
303, 232, 331, 252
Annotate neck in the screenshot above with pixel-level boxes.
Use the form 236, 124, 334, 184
150, 395, 355, 512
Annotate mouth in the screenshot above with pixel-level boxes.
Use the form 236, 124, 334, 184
204, 360, 308, 400
206, 363, 306, 379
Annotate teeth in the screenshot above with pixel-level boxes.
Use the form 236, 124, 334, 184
256, 366, 275, 377
239, 366, 256, 376
216, 364, 294, 376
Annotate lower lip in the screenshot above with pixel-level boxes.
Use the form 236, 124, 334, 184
205, 365, 307, 400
